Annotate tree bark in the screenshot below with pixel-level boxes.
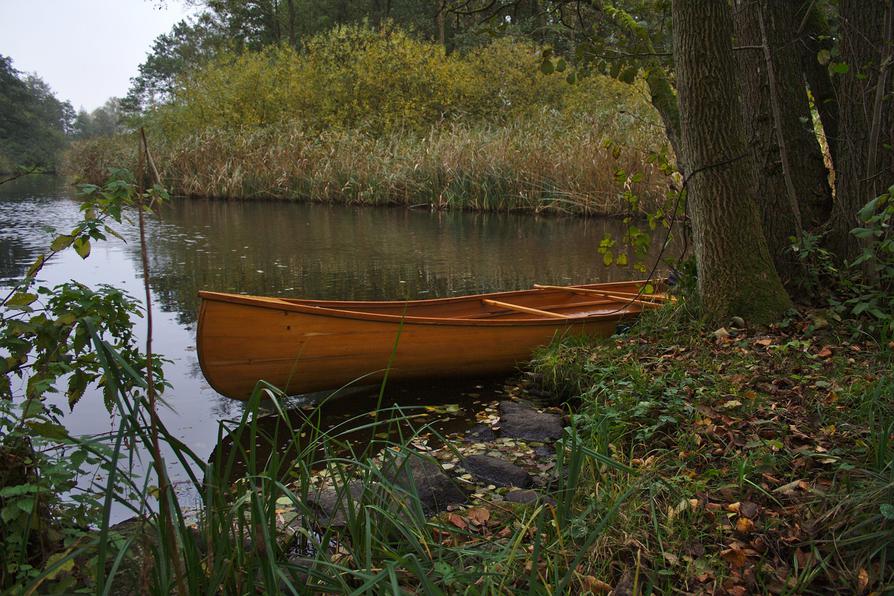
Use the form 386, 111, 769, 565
673, 0, 791, 323
286, 0, 296, 47
733, 0, 833, 284
645, 69, 686, 176
436, 1, 446, 48
828, 0, 894, 262
797, 4, 840, 169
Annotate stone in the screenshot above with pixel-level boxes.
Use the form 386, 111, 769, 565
498, 401, 564, 442
463, 423, 497, 442
305, 481, 365, 527
505, 489, 556, 506
462, 454, 533, 488
533, 445, 555, 459
384, 451, 466, 514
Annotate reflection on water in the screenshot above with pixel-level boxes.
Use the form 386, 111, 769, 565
142, 195, 650, 324
0, 175, 671, 518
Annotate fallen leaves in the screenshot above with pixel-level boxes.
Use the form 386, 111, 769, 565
466, 507, 490, 527
773, 479, 810, 496
578, 575, 612, 593
447, 513, 467, 530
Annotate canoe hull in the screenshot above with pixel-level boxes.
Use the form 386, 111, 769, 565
197, 282, 647, 400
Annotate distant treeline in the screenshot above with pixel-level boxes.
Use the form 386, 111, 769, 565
0, 55, 130, 173
67, 20, 664, 211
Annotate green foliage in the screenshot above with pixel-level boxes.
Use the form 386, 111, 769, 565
0, 55, 74, 172
838, 186, 894, 334
150, 27, 611, 137
0, 170, 167, 592
71, 98, 125, 140
796, 186, 894, 336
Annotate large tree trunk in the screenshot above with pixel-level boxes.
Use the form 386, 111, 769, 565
645, 69, 686, 176
732, 0, 833, 284
672, 0, 791, 323
797, 4, 840, 169
828, 0, 894, 262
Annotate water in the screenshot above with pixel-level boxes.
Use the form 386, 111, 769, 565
0, 175, 667, 517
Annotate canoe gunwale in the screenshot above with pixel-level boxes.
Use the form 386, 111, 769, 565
197, 282, 646, 327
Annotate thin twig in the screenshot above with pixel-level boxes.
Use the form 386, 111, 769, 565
137, 127, 187, 596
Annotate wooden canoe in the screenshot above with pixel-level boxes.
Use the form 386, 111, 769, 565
197, 280, 661, 400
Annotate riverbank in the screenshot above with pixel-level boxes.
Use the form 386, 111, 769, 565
63, 115, 670, 216
529, 304, 894, 593
92, 301, 894, 594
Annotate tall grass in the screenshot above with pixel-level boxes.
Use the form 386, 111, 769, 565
25, 372, 636, 593
66, 114, 666, 216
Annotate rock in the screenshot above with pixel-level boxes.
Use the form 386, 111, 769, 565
384, 451, 466, 514
730, 316, 746, 329
305, 481, 365, 527
505, 489, 556, 506
498, 401, 564, 442
532, 445, 555, 459
462, 455, 533, 488
464, 423, 497, 442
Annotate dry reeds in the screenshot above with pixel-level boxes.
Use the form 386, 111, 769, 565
66, 112, 667, 216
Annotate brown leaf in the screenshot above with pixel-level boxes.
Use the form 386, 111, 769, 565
739, 501, 760, 519
720, 546, 748, 568
466, 507, 490, 527
817, 346, 833, 358
857, 567, 869, 592
579, 575, 612, 593
773, 479, 809, 496
662, 552, 680, 566
735, 517, 755, 535
447, 513, 467, 530
755, 338, 774, 347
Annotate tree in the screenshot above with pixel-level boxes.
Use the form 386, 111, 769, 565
672, 0, 791, 322
828, 0, 894, 263
73, 98, 125, 139
732, 0, 832, 282
0, 55, 73, 172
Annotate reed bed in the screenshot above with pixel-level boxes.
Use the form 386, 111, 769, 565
65, 113, 667, 216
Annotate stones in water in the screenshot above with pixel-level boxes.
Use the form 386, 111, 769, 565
505, 489, 556, 507
384, 451, 467, 514
463, 423, 497, 442
461, 454, 533, 488
498, 400, 564, 441
306, 481, 365, 527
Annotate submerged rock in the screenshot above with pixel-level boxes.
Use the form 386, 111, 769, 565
498, 401, 564, 442
463, 423, 497, 442
384, 451, 467, 514
505, 489, 556, 506
462, 454, 533, 488
306, 481, 365, 527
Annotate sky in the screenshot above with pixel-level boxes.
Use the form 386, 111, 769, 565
0, 0, 195, 111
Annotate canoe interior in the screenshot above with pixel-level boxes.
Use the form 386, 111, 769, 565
197, 280, 658, 399
199, 280, 655, 324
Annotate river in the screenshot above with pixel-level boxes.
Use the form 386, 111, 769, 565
0, 175, 668, 517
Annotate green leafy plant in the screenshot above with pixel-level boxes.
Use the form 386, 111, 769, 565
0, 170, 167, 592
840, 185, 894, 335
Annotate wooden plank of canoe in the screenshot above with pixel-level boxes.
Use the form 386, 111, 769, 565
461, 297, 620, 319
533, 284, 665, 308
481, 299, 570, 319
